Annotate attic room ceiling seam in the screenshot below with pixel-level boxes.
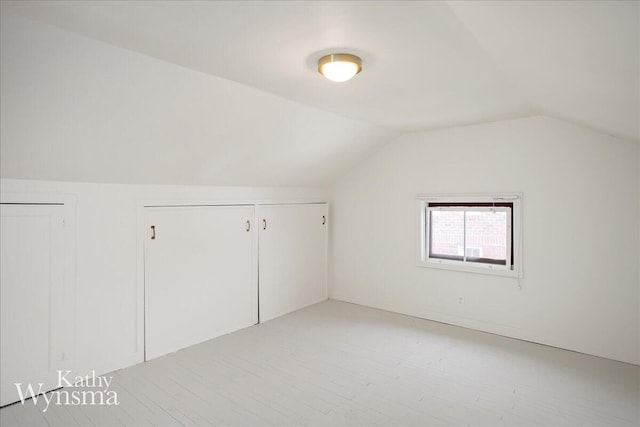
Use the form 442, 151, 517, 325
3, 0, 636, 141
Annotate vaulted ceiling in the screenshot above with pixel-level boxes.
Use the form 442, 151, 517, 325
1, 1, 638, 186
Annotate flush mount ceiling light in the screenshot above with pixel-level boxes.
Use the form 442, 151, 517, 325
318, 53, 362, 82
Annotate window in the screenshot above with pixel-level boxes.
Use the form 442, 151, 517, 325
416, 195, 522, 277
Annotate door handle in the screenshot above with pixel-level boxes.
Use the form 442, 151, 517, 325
150, 225, 156, 240
322, 215, 326, 225
262, 219, 267, 230
246, 220, 250, 232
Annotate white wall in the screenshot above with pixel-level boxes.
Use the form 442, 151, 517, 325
329, 116, 640, 365
0, 10, 339, 381
0, 178, 328, 377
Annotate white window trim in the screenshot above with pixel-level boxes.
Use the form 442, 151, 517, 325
416, 193, 523, 278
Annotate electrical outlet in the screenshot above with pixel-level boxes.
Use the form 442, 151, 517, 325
458, 297, 464, 305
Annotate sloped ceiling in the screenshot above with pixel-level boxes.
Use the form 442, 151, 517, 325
447, 0, 639, 143
1, 1, 638, 186
0, 10, 396, 186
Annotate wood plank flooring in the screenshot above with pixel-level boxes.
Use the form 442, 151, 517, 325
1, 299, 638, 426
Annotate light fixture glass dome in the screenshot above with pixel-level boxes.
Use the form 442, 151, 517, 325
318, 53, 362, 82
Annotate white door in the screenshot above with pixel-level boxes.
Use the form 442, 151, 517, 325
258, 204, 327, 322
0, 204, 68, 406
144, 206, 257, 360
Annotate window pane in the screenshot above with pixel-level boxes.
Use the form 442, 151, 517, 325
464, 210, 507, 263
429, 210, 464, 259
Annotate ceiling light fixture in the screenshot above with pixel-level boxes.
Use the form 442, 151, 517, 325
318, 53, 362, 82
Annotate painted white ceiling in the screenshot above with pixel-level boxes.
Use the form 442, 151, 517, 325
1, 1, 638, 187
447, 0, 640, 141
5, 0, 638, 141
0, 11, 395, 186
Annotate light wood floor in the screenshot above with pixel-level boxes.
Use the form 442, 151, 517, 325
1, 299, 638, 426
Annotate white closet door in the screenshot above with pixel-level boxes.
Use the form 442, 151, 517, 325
144, 206, 257, 360
258, 204, 327, 322
1, 204, 66, 406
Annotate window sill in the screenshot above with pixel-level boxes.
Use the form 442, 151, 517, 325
417, 258, 521, 278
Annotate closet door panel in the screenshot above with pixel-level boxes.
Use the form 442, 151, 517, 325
1, 204, 67, 406
258, 204, 327, 322
145, 206, 256, 360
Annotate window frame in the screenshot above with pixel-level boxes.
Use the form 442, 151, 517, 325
416, 194, 523, 278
